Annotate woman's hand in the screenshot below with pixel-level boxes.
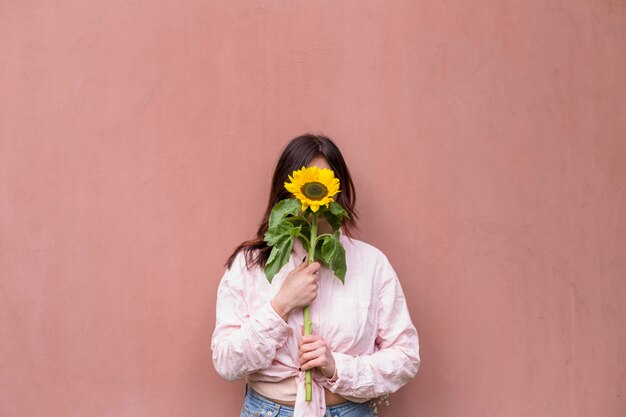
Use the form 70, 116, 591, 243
298, 333, 336, 378
271, 258, 321, 320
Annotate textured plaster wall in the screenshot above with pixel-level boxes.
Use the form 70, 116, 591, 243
1, 1, 625, 416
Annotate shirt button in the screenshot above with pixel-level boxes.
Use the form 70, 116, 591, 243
266, 412, 272, 416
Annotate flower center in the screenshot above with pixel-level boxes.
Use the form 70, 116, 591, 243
301, 182, 328, 200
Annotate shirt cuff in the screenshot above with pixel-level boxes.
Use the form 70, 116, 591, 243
325, 352, 350, 391
255, 299, 293, 342
326, 366, 338, 384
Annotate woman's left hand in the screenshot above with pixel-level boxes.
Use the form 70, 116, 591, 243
298, 334, 336, 378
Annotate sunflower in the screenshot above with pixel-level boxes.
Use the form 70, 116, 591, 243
284, 166, 341, 212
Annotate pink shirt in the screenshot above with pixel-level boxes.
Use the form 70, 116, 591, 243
211, 230, 420, 417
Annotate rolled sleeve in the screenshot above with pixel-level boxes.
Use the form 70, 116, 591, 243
256, 299, 293, 341
323, 266, 420, 398
211, 253, 293, 382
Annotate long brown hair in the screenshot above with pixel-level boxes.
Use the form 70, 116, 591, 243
225, 133, 359, 270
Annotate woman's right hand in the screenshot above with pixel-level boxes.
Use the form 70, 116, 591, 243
271, 258, 321, 320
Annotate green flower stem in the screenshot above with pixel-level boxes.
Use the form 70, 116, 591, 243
304, 211, 318, 401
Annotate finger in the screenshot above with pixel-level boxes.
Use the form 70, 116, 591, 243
300, 346, 325, 362
299, 337, 323, 350
297, 337, 316, 350
298, 341, 323, 356
298, 344, 323, 358
301, 356, 325, 371
298, 327, 321, 346
294, 259, 308, 272
305, 261, 321, 274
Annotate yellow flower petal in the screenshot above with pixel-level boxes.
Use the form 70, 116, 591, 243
283, 166, 342, 212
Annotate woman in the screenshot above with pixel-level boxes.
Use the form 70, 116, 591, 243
211, 134, 420, 417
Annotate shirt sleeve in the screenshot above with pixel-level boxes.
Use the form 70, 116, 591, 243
210, 252, 293, 382
322, 259, 420, 398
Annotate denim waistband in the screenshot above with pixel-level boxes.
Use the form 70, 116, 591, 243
244, 383, 370, 415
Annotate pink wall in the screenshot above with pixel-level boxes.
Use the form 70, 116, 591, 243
1, 1, 625, 416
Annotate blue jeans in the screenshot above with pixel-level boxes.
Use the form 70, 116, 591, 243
240, 384, 374, 417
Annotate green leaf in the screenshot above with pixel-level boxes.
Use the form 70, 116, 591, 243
322, 201, 349, 232
269, 198, 302, 229
286, 215, 311, 233
320, 230, 347, 283
263, 212, 303, 283
264, 223, 301, 246
264, 235, 295, 283
284, 215, 312, 252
